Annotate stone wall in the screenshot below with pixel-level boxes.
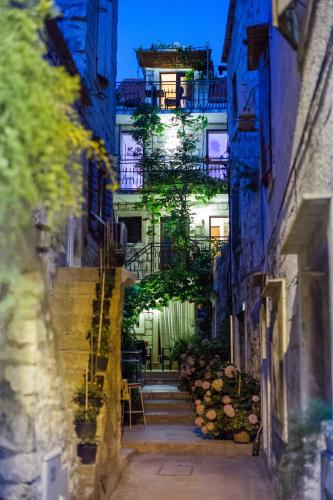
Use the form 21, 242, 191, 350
0, 232, 79, 499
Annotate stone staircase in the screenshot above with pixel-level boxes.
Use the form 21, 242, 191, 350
122, 374, 253, 456
143, 384, 193, 425
50, 267, 99, 403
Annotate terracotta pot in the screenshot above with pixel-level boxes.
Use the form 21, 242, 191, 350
77, 443, 97, 464
74, 420, 96, 439
233, 430, 251, 444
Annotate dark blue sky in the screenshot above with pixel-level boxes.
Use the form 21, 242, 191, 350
117, 0, 230, 81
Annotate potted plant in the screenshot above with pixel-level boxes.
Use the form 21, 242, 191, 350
77, 437, 98, 464
73, 383, 104, 409
74, 407, 98, 439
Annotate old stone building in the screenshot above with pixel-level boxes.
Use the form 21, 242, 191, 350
222, 0, 333, 494
114, 46, 229, 362
0, 2, 124, 499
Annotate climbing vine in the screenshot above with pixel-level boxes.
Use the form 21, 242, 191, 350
123, 105, 227, 344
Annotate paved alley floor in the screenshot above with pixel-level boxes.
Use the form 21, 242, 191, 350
109, 452, 273, 500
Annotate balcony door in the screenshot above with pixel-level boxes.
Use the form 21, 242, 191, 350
206, 130, 228, 180
120, 132, 142, 190
160, 72, 187, 110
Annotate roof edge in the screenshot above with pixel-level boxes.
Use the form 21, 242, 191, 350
222, 0, 236, 63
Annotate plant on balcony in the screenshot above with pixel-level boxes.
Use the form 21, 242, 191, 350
73, 383, 104, 409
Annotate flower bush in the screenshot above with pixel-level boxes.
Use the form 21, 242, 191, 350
176, 338, 261, 440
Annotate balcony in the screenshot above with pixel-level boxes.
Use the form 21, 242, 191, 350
125, 238, 229, 280
116, 78, 227, 113
117, 159, 229, 192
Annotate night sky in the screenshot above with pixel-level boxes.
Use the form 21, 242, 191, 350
117, 0, 230, 81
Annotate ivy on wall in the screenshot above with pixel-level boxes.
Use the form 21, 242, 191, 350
0, 1, 114, 306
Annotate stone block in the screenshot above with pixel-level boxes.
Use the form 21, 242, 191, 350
0, 452, 39, 483
4, 366, 35, 395
0, 401, 34, 453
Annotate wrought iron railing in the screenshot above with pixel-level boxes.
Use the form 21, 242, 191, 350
116, 78, 227, 112
118, 159, 229, 191
125, 238, 229, 280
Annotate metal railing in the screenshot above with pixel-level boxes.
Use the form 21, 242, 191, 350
125, 238, 229, 280
116, 78, 227, 112
118, 159, 229, 191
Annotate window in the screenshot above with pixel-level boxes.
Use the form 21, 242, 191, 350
119, 133, 143, 190
118, 217, 142, 243
97, 0, 113, 80
206, 130, 228, 180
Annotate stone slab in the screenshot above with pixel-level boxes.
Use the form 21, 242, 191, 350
122, 425, 253, 456
108, 453, 273, 500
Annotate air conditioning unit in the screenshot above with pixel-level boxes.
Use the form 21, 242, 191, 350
237, 82, 256, 131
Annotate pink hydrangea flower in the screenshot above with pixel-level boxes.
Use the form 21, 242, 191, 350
195, 416, 204, 427
206, 409, 217, 420
202, 381, 211, 390
248, 414, 258, 425
222, 395, 231, 404
252, 395, 260, 402
211, 379, 223, 391
224, 365, 237, 379
199, 360, 206, 368
223, 404, 235, 418
197, 404, 205, 415
195, 379, 203, 388
206, 422, 215, 431
195, 399, 202, 406
191, 367, 196, 373
186, 356, 195, 366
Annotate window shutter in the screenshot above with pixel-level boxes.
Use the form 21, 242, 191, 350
258, 51, 272, 186
97, 0, 113, 79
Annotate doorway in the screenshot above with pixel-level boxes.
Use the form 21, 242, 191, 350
160, 72, 187, 109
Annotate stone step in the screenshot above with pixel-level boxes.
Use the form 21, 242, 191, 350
143, 378, 179, 385
143, 387, 191, 401
145, 409, 193, 425
144, 399, 192, 411
144, 371, 179, 379
51, 282, 97, 296
55, 267, 99, 283
122, 425, 253, 456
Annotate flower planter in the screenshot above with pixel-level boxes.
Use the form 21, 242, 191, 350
233, 430, 251, 444
96, 356, 108, 372
77, 443, 97, 464
75, 420, 97, 439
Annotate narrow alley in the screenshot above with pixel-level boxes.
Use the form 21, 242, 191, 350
1, 1, 333, 500
110, 379, 272, 500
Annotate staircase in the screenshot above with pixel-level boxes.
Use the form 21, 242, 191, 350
143, 384, 193, 425
50, 267, 99, 405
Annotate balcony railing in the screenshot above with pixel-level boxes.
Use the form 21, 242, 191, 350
125, 238, 229, 281
118, 159, 229, 191
116, 78, 227, 113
